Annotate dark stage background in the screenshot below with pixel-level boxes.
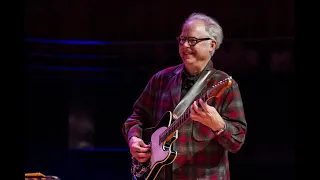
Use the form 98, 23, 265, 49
24, 0, 295, 179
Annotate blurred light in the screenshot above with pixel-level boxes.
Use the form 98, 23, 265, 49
25, 37, 113, 45
26, 65, 118, 71
25, 52, 118, 59
72, 148, 129, 152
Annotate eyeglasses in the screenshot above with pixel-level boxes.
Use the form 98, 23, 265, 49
177, 36, 212, 46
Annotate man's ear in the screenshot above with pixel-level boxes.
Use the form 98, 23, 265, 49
210, 40, 217, 52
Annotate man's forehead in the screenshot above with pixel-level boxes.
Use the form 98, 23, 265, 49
185, 19, 205, 26
181, 20, 207, 35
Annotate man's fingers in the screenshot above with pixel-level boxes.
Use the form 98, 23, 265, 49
134, 152, 151, 162
193, 101, 198, 110
193, 101, 206, 117
190, 106, 197, 120
193, 101, 203, 114
137, 139, 146, 145
131, 148, 151, 156
199, 98, 209, 113
137, 146, 151, 153
135, 152, 151, 158
136, 156, 151, 163
142, 143, 151, 148
129, 138, 152, 162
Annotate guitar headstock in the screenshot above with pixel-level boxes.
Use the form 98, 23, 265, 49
205, 76, 233, 101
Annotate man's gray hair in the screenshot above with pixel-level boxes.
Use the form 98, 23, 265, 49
183, 13, 224, 50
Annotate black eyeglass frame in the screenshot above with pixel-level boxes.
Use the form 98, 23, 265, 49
177, 36, 214, 46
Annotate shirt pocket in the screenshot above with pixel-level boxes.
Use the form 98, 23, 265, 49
192, 121, 216, 141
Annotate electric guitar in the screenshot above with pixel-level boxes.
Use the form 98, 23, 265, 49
132, 77, 233, 180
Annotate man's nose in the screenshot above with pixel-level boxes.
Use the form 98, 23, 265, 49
182, 40, 190, 47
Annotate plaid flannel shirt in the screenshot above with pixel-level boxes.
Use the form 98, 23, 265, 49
122, 61, 247, 180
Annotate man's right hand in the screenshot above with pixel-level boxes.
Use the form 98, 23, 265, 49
129, 136, 151, 163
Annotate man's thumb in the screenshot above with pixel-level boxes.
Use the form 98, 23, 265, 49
138, 140, 147, 146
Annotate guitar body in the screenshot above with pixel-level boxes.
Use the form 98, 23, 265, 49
136, 111, 178, 180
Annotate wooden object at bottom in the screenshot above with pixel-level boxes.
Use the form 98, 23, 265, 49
25, 172, 60, 180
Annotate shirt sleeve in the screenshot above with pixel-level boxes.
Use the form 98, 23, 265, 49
214, 81, 248, 153
122, 75, 157, 144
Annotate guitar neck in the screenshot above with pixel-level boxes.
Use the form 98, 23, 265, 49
158, 76, 232, 144
159, 94, 209, 143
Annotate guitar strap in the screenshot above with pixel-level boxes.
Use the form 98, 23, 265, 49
165, 68, 215, 180
172, 69, 215, 119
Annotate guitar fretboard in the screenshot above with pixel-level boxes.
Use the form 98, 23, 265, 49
159, 95, 208, 144
158, 77, 232, 144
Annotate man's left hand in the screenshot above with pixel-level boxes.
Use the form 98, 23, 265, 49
190, 98, 225, 131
